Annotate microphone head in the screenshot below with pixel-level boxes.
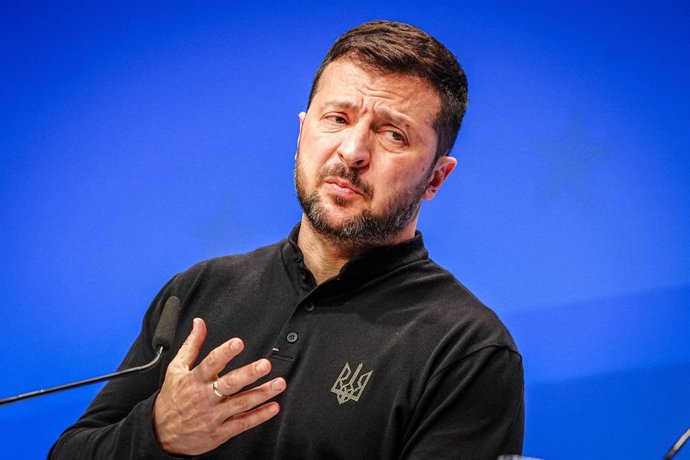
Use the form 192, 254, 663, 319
152, 296, 182, 351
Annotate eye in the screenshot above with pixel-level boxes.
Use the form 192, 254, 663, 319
388, 131, 404, 142
384, 129, 407, 145
325, 114, 348, 125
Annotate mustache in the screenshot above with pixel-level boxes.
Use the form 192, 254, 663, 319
319, 163, 374, 199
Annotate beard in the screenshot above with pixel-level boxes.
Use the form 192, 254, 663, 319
294, 158, 432, 249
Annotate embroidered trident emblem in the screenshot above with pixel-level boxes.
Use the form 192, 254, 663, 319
330, 362, 373, 405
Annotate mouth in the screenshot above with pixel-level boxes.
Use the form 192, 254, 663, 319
326, 177, 363, 193
323, 177, 367, 199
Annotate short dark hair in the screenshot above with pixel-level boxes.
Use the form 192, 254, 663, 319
308, 20, 468, 159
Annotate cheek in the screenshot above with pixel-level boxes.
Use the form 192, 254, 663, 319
299, 133, 341, 170
295, 154, 321, 194
296, 151, 319, 177
374, 163, 430, 200
376, 157, 425, 185
314, 126, 346, 159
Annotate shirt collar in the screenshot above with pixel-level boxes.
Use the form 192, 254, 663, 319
282, 223, 428, 292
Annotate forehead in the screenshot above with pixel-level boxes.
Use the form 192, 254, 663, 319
312, 59, 440, 126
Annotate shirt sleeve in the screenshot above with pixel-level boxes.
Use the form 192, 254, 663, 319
399, 346, 525, 460
48, 280, 182, 460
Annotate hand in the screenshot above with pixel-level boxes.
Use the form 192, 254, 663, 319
152, 317, 286, 456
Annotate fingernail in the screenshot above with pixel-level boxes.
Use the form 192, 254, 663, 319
229, 338, 242, 351
271, 378, 285, 391
267, 403, 279, 414
257, 359, 270, 372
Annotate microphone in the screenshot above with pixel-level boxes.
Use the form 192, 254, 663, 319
0, 296, 182, 406
153, 296, 182, 351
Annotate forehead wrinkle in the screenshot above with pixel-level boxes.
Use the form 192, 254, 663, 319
315, 60, 440, 132
355, 84, 438, 130
322, 96, 415, 130
373, 105, 412, 129
321, 99, 359, 112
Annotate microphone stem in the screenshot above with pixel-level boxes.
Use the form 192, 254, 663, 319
0, 346, 164, 406
664, 427, 690, 460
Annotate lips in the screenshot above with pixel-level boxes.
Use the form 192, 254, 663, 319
316, 163, 373, 200
324, 177, 365, 197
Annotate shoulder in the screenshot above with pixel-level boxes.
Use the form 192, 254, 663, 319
395, 257, 520, 357
167, 239, 286, 295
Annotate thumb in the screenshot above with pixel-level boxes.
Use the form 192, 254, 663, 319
173, 317, 207, 370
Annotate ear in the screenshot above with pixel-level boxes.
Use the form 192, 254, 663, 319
298, 111, 306, 128
424, 155, 457, 200
295, 112, 306, 160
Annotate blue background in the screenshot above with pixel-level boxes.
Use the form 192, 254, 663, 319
1, 1, 688, 458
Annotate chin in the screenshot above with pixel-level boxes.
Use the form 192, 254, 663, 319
320, 210, 363, 229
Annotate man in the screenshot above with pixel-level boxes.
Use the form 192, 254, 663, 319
51, 20, 524, 459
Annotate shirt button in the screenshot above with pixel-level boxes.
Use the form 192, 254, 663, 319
286, 332, 298, 343
304, 302, 315, 312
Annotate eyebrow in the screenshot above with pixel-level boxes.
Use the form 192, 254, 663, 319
321, 99, 412, 129
321, 99, 357, 112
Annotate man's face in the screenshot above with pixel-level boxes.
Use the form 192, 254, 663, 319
295, 59, 455, 248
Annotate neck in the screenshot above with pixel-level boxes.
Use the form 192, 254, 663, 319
297, 218, 362, 284
296, 215, 417, 285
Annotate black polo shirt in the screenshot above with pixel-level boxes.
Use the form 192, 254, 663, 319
51, 226, 524, 459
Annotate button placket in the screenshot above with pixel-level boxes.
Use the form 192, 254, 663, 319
270, 286, 322, 359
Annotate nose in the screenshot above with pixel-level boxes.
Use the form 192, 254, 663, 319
337, 124, 371, 169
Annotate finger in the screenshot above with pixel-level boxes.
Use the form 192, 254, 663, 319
219, 398, 283, 439
214, 358, 273, 397
220, 377, 286, 418
194, 337, 245, 382
173, 317, 207, 369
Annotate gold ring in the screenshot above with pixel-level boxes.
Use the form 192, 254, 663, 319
212, 380, 229, 399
